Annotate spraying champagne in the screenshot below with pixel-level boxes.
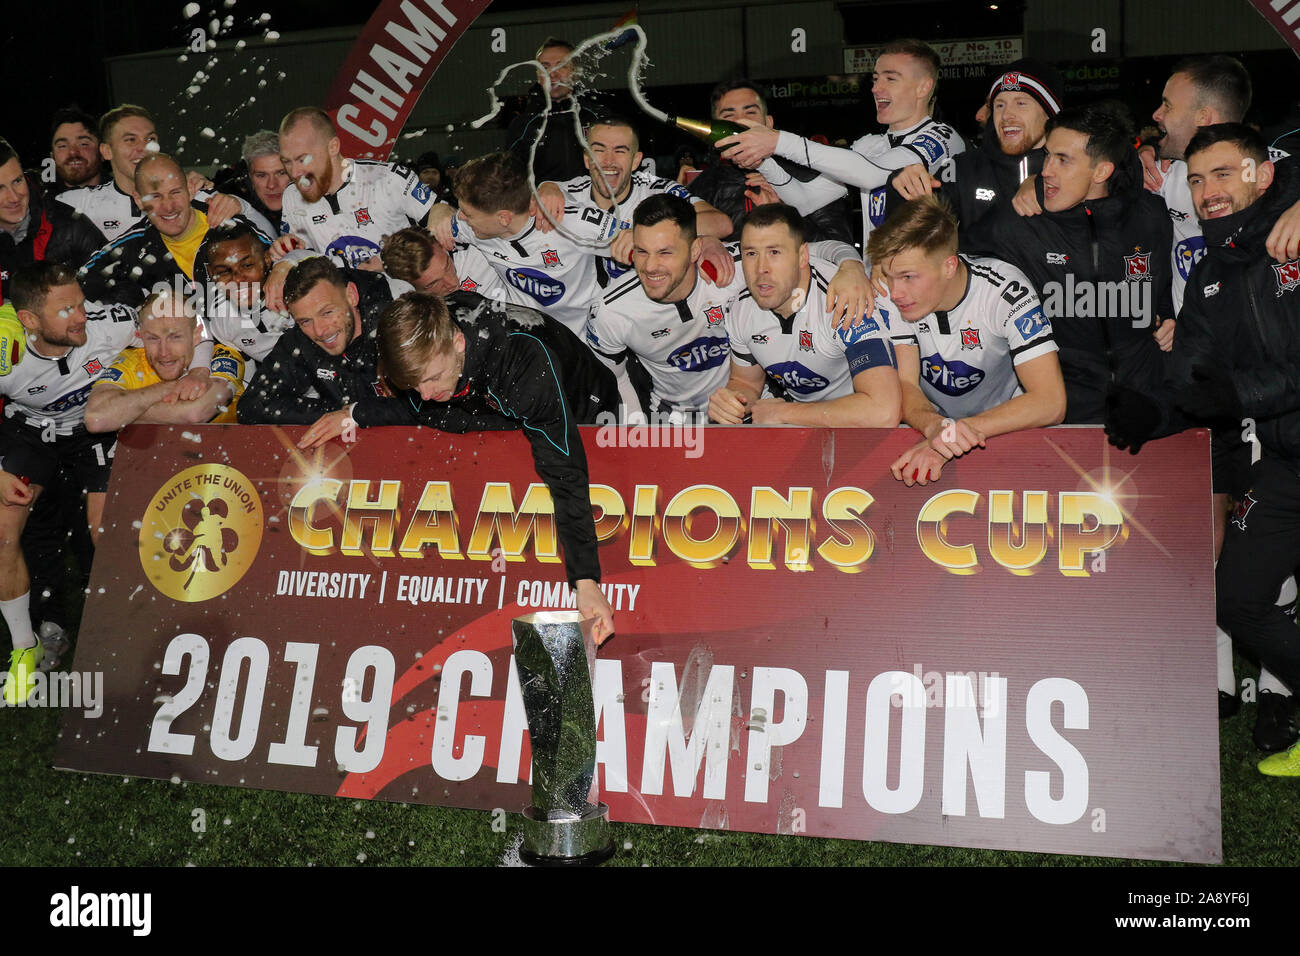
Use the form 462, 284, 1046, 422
666, 115, 748, 146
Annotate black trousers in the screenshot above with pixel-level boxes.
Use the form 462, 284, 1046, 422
1217, 456, 1300, 693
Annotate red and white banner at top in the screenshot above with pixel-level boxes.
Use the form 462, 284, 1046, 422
1249, 0, 1300, 57
324, 0, 493, 160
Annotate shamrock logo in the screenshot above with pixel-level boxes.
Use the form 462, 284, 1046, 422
163, 498, 239, 590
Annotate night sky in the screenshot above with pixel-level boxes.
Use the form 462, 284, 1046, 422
0, 0, 544, 163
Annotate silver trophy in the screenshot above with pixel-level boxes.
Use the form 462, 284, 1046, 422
511, 610, 615, 866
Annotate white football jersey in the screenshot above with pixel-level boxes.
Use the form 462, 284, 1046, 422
447, 243, 537, 308
1159, 160, 1203, 317
0, 301, 137, 434
202, 294, 296, 378
451, 205, 619, 335
728, 258, 896, 401
890, 255, 1057, 420
586, 245, 747, 417
761, 116, 965, 253
281, 159, 436, 270
58, 182, 271, 243
558, 170, 702, 283
56, 181, 140, 243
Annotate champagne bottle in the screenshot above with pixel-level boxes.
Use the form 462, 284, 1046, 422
668, 115, 748, 145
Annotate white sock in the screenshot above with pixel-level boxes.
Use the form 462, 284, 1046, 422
1217, 625, 1236, 694
1260, 667, 1292, 696
0, 594, 36, 650
1277, 576, 1297, 609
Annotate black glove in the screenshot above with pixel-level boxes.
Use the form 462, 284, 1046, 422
1104, 385, 1162, 454
1174, 363, 1241, 426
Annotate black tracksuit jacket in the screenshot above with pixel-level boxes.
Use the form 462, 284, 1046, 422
962, 150, 1174, 422
352, 291, 617, 586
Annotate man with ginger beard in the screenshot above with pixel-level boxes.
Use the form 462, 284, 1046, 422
272, 107, 440, 274
886, 59, 1063, 233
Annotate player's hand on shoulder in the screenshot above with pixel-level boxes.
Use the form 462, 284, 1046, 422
826, 259, 872, 331
205, 192, 241, 226
609, 228, 634, 265
187, 169, 216, 195
892, 163, 938, 200
1138, 145, 1165, 193
531, 182, 566, 233
1266, 197, 1300, 262
697, 236, 734, 286
1012, 175, 1042, 217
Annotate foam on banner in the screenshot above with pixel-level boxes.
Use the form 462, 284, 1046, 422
55, 425, 1220, 863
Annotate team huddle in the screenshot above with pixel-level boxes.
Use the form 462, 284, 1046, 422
1, 36, 1299, 777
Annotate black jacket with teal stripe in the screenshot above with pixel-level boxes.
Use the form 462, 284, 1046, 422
353, 291, 617, 585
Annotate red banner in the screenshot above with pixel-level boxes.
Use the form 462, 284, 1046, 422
56, 425, 1219, 862
1248, 0, 1300, 57
323, 0, 493, 159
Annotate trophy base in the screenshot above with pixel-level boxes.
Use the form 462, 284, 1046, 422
519, 803, 615, 867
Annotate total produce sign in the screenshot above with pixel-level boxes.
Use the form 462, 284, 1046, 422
56, 425, 1219, 863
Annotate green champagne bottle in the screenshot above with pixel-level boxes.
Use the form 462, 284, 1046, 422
668, 115, 748, 145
